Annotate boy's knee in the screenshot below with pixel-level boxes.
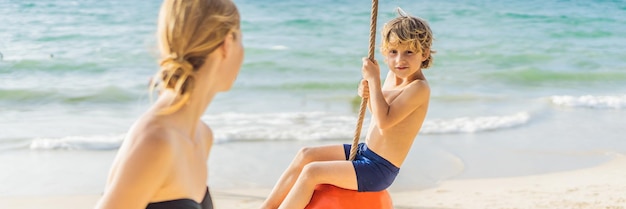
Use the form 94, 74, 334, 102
300, 162, 324, 183
295, 146, 315, 164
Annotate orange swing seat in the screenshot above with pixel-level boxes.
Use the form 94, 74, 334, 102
304, 184, 393, 209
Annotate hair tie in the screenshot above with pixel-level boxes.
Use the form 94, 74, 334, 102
158, 56, 196, 96
160, 57, 195, 75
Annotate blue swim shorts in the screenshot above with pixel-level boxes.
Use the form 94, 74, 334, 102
343, 143, 400, 192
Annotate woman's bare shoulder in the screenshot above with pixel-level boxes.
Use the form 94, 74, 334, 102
125, 116, 177, 151
199, 121, 214, 153
98, 118, 176, 209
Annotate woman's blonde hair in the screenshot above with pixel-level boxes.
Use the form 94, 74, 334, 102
150, 0, 240, 114
381, 8, 435, 69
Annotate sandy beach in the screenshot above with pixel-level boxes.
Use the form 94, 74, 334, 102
3, 1, 626, 209
391, 152, 626, 209
1, 152, 624, 209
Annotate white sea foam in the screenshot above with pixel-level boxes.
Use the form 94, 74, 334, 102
551, 95, 626, 109
204, 112, 359, 143
29, 134, 124, 150
206, 111, 532, 142
26, 112, 532, 150
421, 112, 530, 134
270, 45, 288, 50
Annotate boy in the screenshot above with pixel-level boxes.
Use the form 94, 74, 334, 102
261, 9, 435, 209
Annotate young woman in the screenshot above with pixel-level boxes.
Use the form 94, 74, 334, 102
95, 0, 243, 208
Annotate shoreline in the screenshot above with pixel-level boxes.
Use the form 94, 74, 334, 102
1, 152, 624, 209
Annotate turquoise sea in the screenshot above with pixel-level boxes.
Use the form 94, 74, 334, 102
1, 0, 626, 195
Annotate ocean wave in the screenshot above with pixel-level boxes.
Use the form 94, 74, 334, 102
270, 45, 289, 50
550, 95, 626, 109
0, 138, 32, 151
24, 112, 532, 150
207, 112, 532, 142
0, 86, 140, 104
1, 59, 107, 73
280, 82, 355, 91
487, 68, 626, 84
205, 112, 359, 143
421, 112, 530, 134
29, 134, 124, 150
283, 18, 327, 27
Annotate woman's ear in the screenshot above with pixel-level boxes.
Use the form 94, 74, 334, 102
220, 33, 234, 59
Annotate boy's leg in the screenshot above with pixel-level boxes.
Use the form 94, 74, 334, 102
278, 161, 357, 209
261, 144, 346, 209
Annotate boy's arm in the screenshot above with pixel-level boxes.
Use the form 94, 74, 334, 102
362, 65, 394, 112
368, 79, 429, 130
369, 71, 394, 112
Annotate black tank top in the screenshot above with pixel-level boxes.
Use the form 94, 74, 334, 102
146, 187, 213, 209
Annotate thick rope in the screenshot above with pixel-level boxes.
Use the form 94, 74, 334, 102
349, 0, 378, 161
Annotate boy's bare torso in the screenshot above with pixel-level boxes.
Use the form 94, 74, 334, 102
365, 75, 429, 168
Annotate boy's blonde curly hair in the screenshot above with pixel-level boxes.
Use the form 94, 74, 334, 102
381, 8, 435, 69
